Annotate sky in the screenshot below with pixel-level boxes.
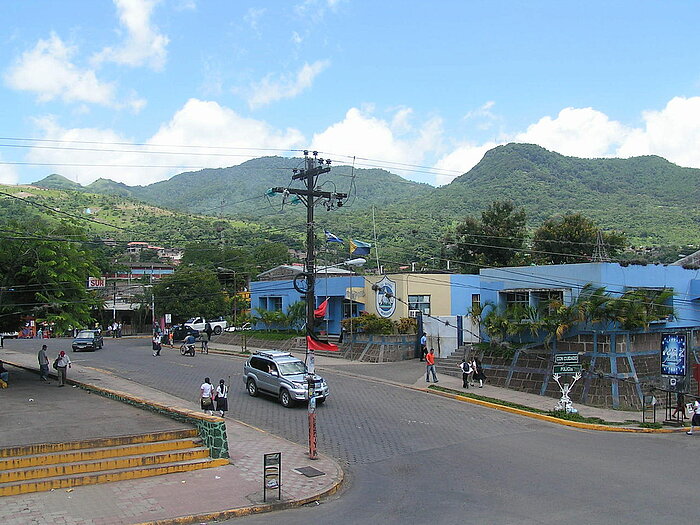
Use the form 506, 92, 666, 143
1, 0, 700, 188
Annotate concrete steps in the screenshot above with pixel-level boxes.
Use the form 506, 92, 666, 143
0, 428, 228, 496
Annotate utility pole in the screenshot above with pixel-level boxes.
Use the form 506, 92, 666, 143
272, 150, 346, 459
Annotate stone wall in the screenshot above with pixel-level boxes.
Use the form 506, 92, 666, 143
479, 329, 700, 410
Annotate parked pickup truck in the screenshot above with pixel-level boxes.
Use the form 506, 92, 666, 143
184, 317, 227, 335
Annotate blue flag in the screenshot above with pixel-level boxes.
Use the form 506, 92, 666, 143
350, 239, 371, 256
324, 230, 344, 243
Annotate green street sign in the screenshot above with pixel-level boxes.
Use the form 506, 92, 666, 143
553, 364, 582, 375
554, 353, 579, 365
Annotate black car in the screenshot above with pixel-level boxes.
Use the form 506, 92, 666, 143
72, 330, 104, 352
172, 325, 199, 342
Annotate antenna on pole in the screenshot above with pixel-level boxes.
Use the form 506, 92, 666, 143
592, 230, 609, 262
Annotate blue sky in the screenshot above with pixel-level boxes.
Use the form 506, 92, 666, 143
1, 0, 700, 187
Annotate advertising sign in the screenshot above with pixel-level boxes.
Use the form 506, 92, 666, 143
374, 276, 397, 318
661, 334, 687, 376
87, 276, 106, 288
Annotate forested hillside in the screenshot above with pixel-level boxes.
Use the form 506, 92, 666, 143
27, 143, 700, 261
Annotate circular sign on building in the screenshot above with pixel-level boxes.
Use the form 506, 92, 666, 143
375, 276, 397, 318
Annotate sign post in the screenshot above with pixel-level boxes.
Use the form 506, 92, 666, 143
263, 452, 281, 502
552, 353, 582, 413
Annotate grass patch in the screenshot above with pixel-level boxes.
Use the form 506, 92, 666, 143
639, 422, 663, 429
429, 385, 629, 426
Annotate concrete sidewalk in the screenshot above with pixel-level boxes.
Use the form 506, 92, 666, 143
0, 349, 343, 525
208, 342, 649, 425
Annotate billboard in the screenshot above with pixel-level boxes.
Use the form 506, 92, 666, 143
661, 333, 687, 376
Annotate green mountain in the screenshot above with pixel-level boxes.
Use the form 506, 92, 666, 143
29, 144, 700, 254
85, 178, 135, 198
418, 143, 699, 244
32, 174, 83, 191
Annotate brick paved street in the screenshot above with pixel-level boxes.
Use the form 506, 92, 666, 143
3, 337, 698, 524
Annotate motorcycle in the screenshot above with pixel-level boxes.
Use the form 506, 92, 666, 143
179, 342, 196, 356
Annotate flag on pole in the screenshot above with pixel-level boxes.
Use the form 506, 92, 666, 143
307, 333, 339, 352
324, 230, 343, 243
314, 298, 329, 318
349, 239, 371, 256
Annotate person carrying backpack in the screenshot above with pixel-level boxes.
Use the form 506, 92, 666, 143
459, 359, 472, 389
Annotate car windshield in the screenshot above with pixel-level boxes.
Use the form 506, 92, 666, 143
185, 318, 196, 323
277, 360, 306, 376
76, 331, 94, 339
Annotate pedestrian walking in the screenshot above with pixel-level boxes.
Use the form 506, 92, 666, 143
38, 344, 50, 381
459, 358, 472, 388
215, 379, 228, 417
168, 328, 174, 348
420, 332, 427, 361
200, 330, 209, 354
55, 351, 71, 387
204, 322, 213, 342
200, 377, 215, 414
117, 322, 123, 338
152, 332, 162, 356
671, 392, 686, 420
425, 348, 438, 383
687, 398, 700, 435
472, 357, 487, 388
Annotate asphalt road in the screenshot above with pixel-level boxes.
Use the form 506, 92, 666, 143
4, 337, 697, 524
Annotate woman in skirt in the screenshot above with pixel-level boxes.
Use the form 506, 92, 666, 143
472, 358, 487, 388
215, 379, 228, 417
200, 377, 215, 414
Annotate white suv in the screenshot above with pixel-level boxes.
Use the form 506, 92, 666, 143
243, 351, 329, 408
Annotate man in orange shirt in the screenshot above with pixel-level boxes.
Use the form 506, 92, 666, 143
426, 348, 438, 383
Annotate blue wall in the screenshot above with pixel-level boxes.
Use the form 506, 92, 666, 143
250, 275, 364, 334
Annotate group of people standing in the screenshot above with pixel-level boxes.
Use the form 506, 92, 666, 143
37, 344, 71, 386
200, 377, 228, 417
108, 322, 123, 338
460, 357, 486, 389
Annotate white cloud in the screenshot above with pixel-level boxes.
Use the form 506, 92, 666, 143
617, 96, 700, 167
291, 31, 303, 45
433, 141, 500, 186
247, 60, 330, 109
311, 107, 443, 184
515, 107, 631, 158
4, 33, 117, 106
93, 0, 169, 70
26, 99, 305, 186
0, 155, 19, 185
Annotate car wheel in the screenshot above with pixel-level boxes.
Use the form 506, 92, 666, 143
247, 378, 258, 397
213, 326, 222, 335
279, 389, 295, 408
316, 397, 325, 405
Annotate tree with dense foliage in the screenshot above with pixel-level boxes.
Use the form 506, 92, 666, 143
532, 213, 626, 264
453, 201, 527, 271
0, 214, 103, 333
152, 266, 229, 322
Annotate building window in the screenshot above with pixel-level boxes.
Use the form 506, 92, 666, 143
471, 294, 481, 310
503, 291, 529, 308
532, 290, 564, 313
343, 299, 360, 319
260, 296, 283, 311
408, 295, 431, 315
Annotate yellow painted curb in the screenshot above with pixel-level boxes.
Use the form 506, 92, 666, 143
425, 388, 682, 433
133, 469, 344, 525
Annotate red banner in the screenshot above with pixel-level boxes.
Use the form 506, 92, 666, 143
307, 334, 339, 352
314, 298, 329, 318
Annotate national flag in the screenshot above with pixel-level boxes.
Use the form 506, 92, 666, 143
314, 298, 329, 318
349, 239, 371, 256
324, 230, 343, 243
307, 333, 339, 352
